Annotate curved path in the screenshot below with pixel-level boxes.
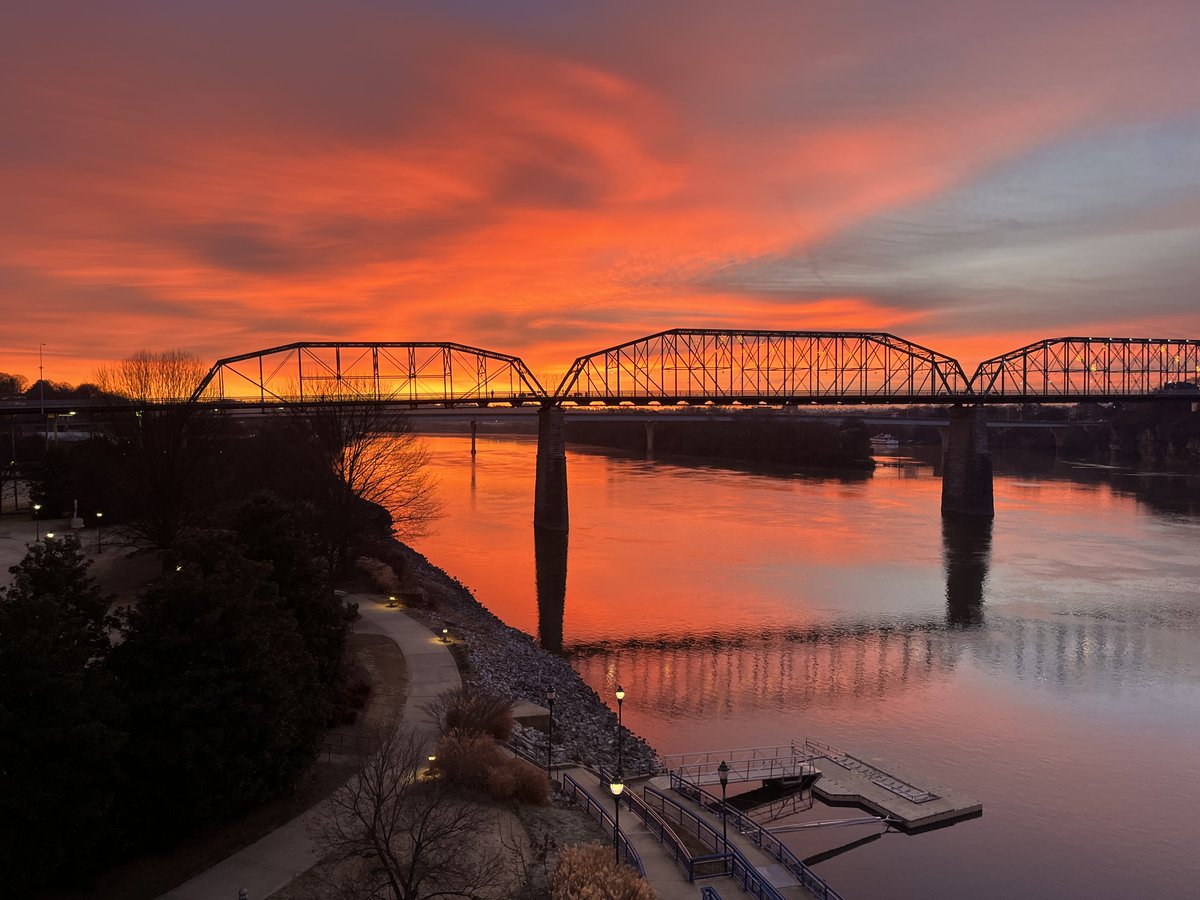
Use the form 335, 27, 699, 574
160, 597, 459, 900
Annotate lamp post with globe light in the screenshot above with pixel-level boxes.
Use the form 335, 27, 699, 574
545, 686, 556, 777
615, 684, 625, 772
33, 502, 42, 541
718, 760, 730, 870
610, 771, 624, 866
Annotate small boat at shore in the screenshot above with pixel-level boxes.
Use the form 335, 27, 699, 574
870, 433, 900, 450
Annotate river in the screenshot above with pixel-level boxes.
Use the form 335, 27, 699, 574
406, 432, 1200, 899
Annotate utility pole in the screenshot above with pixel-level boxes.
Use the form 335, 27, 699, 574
39, 343, 47, 448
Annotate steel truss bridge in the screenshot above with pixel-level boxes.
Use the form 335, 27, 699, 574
183, 331, 1199, 408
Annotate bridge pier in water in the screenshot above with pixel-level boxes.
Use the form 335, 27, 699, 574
644, 420, 655, 458
941, 405, 994, 518
534, 405, 569, 531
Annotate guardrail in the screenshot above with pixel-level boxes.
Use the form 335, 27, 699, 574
700, 886, 725, 900
670, 773, 844, 900
561, 772, 645, 878
623, 789, 722, 881
318, 731, 375, 762
642, 785, 783, 898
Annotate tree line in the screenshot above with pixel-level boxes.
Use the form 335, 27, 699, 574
0, 351, 439, 894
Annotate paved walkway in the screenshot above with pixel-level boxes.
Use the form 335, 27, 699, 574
161, 596, 460, 900
147, 589, 814, 900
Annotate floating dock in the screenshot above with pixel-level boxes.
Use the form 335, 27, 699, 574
809, 749, 981, 831
659, 739, 981, 832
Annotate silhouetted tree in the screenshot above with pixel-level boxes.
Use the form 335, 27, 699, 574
111, 534, 324, 844
263, 401, 440, 569
95, 349, 207, 402
0, 371, 27, 397
232, 493, 352, 691
0, 536, 123, 892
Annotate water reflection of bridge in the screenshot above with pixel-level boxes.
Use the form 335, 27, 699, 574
565, 609, 1182, 716
535, 513, 993, 656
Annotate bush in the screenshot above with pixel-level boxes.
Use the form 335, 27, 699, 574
552, 843, 657, 900
433, 732, 507, 788
426, 684, 514, 741
485, 756, 550, 805
355, 556, 401, 594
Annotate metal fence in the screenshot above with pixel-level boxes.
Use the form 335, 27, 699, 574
670, 773, 845, 900
642, 785, 784, 898
560, 772, 645, 877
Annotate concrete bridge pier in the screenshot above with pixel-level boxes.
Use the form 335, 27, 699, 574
644, 420, 656, 458
941, 405, 994, 518
1049, 426, 1068, 458
470, 419, 478, 456
534, 405, 569, 531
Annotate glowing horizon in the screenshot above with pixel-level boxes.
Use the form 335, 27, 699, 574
4, 1, 1200, 387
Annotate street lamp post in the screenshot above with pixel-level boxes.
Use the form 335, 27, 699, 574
610, 771, 625, 867
615, 684, 625, 773
32, 502, 41, 541
95, 511, 103, 552
718, 760, 730, 871
545, 686, 556, 778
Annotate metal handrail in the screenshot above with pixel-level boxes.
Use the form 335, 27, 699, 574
622, 789, 702, 880
641, 785, 784, 899
561, 772, 645, 877
670, 774, 844, 900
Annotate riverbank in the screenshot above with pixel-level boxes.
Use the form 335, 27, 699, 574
386, 538, 661, 775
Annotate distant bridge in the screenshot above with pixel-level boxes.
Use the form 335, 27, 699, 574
4, 330, 1197, 523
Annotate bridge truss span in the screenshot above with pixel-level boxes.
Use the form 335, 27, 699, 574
553, 329, 971, 405
970, 337, 1200, 401
190, 341, 547, 407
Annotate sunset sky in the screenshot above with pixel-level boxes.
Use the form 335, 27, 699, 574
3, 0, 1199, 386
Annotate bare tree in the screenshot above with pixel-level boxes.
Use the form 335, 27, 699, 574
94, 349, 207, 402
318, 725, 517, 900
91, 350, 223, 550
301, 400, 441, 536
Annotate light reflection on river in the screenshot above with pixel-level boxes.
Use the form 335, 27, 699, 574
407, 434, 1200, 899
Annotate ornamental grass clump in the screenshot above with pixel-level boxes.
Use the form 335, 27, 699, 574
551, 843, 657, 900
487, 756, 551, 805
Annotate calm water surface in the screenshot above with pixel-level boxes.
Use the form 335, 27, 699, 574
407, 434, 1200, 899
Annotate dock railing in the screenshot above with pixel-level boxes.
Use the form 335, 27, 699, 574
670, 773, 845, 900
658, 743, 821, 786
561, 772, 645, 877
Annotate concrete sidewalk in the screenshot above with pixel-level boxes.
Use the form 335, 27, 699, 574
160, 596, 460, 900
